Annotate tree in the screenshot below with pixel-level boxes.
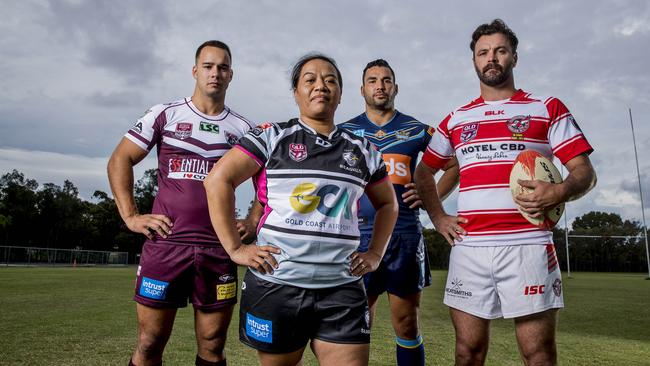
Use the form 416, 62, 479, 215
554, 211, 647, 272
135, 169, 158, 214
0, 170, 39, 246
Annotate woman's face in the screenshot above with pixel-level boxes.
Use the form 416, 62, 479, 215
293, 59, 341, 121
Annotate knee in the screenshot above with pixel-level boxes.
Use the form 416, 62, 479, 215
137, 331, 168, 359
196, 324, 228, 353
520, 340, 557, 366
455, 338, 488, 366
394, 312, 420, 339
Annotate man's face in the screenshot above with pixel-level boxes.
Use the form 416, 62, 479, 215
192, 46, 233, 99
361, 66, 397, 111
473, 33, 517, 87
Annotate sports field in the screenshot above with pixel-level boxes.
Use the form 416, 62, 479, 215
0, 267, 648, 365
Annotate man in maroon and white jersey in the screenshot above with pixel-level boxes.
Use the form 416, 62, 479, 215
108, 40, 255, 366
415, 20, 596, 365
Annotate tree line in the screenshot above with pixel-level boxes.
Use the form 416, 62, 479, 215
1, 169, 648, 272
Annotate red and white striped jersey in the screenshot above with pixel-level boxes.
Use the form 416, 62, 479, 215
422, 89, 593, 246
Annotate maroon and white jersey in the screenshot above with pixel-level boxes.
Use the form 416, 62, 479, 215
125, 98, 254, 246
422, 89, 593, 246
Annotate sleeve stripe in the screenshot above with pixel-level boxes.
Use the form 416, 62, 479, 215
234, 145, 263, 167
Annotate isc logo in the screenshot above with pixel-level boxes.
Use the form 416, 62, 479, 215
382, 154, 412, 185
524, 285, 545, 295
290, 183, 352, 219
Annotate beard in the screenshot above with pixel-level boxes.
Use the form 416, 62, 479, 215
364, 93, 395, 111
475, 61, 514, 87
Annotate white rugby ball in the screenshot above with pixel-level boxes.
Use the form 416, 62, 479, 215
509, 150, 564, 229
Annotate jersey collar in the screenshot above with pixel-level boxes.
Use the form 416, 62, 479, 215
363, 110, 400, 129
298, 118, 340, 139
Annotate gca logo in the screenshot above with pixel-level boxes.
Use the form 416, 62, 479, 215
290, 183, 352, 219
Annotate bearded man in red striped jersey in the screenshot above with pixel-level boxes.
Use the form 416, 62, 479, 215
415, 19, 596, 366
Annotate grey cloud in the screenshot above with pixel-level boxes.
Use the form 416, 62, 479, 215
45, 0, 170, 84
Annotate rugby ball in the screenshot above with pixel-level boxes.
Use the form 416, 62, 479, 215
509, 150, 564, 229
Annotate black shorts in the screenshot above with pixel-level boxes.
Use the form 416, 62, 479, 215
359, 232, 432, 297
239, 270, 370, 353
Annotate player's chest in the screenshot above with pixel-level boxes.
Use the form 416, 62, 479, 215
162, 118, 242, 146
450, 108, 550, 148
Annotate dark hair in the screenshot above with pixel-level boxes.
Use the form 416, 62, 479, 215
290, 53, 343, 91
362, 59, 395, 82
470, 19, 518, 54
195, 40, 232, 64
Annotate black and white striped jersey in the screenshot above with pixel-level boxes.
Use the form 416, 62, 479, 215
236, 118, 388, 288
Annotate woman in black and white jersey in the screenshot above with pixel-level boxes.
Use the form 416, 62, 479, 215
205, 53, 398, 366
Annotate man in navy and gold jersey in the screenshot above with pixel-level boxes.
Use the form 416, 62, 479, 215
339, 59, 458, 366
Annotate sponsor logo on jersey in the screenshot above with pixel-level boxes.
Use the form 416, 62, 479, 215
289, 143, 308, 162
524, 285, 545, 295
168, 158, 211, 181
225, 131, 239, 146
567, 115, 583, 133
485, 110, 504, 116
315, 137, 332, 147
507, 115, 530, 140
460, 143, 526, 161
343, 151, 359, 167
290, 183, 352, 219
139, 277, 169, 300
217, 282, 237, 300
352, 129, 365, 137
382, 153, 412, 185
460, 123, 479, 143
245, 313, 273, 343
219, 274, 235, 283
199, 121, 219, 134
175, 122, 193, 139
132, 121, 143, 134
445, 277, 472, 299
396, 130, 410, 140
552, 279, 562, 297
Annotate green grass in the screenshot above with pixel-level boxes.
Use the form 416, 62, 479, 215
0, 268, 648, 365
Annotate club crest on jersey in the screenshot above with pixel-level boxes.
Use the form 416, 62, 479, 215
225, 132, 239, 146
343, 151, 359, 167
552, 279, 562, 297
396, 130, 410, 140
175, 122, 193, 140
289, 143, 308, 162
460, 123, 479, 143
507, 115, 530, 133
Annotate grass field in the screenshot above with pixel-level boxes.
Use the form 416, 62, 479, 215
0, 267, 648, 365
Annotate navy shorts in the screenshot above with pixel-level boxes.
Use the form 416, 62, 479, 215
358, 232, 431, 297
134, 242, 237, 310
239, 270, 370, 353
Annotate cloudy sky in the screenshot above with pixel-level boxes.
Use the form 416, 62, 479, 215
1, 0, 648, 228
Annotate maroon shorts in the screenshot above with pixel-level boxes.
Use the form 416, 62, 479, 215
134, 242, 237, 310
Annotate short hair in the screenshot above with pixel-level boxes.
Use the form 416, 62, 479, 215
290, 53, 343, 91
470, 19, 518, 54
362, 59, 396, 82
195, 40, 232, 64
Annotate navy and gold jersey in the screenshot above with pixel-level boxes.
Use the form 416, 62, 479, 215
236, 118, 388, 288
339, 111, 432, 233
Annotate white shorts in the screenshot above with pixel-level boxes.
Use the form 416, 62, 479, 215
443, 244, 564, 319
